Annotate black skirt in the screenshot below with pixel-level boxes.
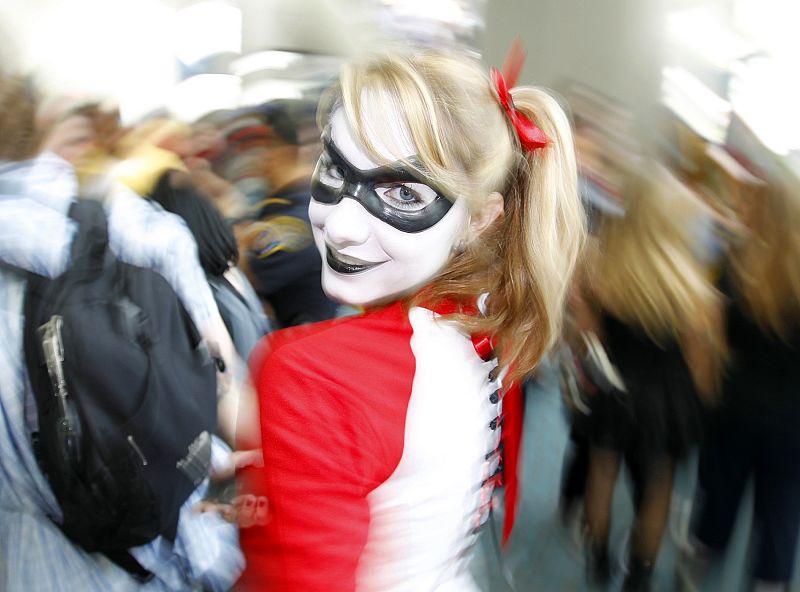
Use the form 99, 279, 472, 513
586, 314, 704, 463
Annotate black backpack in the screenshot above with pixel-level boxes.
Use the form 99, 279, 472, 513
23, 200, 218, 578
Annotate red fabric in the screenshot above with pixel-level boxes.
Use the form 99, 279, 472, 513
470, 335, 495, 362
500, 36, 526, 89
490, 67, 549, 151
459, 319, 525, 546
467, 332, 523, 545
238, 299, 527, 586
500, 380, 524, 545
238, 303, 415, 591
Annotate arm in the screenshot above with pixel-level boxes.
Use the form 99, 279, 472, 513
0, 155, 77, 277
237, 339, 374, 592
0, 198, 75, 277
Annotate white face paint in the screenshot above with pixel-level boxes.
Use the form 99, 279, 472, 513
308, 107, 469, 307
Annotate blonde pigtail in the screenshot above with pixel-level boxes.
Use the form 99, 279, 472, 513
490, 88, 586, 380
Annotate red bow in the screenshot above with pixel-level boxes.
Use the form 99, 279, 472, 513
490, 40, 550, 152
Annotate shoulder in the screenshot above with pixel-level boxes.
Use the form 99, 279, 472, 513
250, 302, 416, 438
250, 304, 417, 490
251, 303, 411, 373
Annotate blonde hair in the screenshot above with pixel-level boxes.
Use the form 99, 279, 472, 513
732, 168, 800, 335
320, 51, 586, 381
588, 162, 719, 343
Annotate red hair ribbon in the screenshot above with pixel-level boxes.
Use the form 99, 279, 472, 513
491, 38, 549, 152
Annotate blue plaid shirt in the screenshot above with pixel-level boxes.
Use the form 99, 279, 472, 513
0, 154, 243, 591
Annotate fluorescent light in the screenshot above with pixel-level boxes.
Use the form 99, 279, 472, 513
729, 58, 800, 155
231, 51, 302, 77
667, 7, 753, 69
661, 66, 732, 144
240, 79, 306, 106
168, 74, 241, 122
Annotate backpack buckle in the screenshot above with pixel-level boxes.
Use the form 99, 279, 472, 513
39, 316, 68, 400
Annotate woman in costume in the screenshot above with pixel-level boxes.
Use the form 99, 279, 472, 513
572, 163, 722, 591
237, 49, 585, 591
689, 168, 800, 592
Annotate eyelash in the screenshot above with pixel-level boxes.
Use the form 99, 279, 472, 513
380, 184, 426, 211
324, 161, 344, 179
319, 151, 437, 211
318, 159, 345, 186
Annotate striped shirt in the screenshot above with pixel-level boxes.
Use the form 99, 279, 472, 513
0, 154, 243, 591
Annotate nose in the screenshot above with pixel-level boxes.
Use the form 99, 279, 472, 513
323, 197, 371, 248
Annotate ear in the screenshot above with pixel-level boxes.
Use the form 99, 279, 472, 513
467, 192, 504, 241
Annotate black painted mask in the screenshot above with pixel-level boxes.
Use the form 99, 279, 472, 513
310, 134, 455, 233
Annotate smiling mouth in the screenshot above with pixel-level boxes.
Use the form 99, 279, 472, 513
325, 246, 386, 274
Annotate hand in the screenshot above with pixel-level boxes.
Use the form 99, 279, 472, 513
211, 449, 263, 482
194, 494, 269, 527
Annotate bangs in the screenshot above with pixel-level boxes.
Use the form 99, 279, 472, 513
321, 55, 473, 203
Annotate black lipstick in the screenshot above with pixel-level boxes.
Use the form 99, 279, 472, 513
325, 246, 385, 274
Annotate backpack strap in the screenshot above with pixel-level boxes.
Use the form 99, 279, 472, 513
104, 550, 154, 584
66, 200, 109, 276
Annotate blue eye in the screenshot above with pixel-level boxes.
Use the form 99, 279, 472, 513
375, 183, 438, 211
396, 186, 416, 201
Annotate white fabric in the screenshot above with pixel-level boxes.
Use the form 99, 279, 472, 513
356, 307, 502, 591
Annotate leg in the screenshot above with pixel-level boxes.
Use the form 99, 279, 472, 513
585, 446, 622, 547
585, 446, 622, 584
621, 456, 675, 592
751, 420, 800, 585
631, 456, 675, 563
561, 423, 590, 519
691, 412, 752, 554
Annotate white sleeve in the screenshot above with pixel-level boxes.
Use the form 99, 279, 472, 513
104, 183, 218, 332
0, 198, 76, 278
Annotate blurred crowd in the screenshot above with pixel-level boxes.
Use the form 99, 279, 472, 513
558, 86, 800, 592
1, 35, 798, 592
0, 69, 342, 590
35, 91, 340, 333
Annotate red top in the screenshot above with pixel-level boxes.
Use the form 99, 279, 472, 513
237, 301, 522, 591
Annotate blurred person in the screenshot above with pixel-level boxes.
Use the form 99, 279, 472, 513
37, 97, 128, 192
36, 96, 114, 178
149, 169, 270, 360
572, 163, 723, 591
185, 156, 251, 221
39, 112, 95, 165
233, 49, 585, 591
110, 119, 188, 197
686, 169, 800, 592
0, 69, 246, 589
215, 114, 272, 209
182, 118, 251, 220
34, 91, 253, 449
235, 100, 338, 327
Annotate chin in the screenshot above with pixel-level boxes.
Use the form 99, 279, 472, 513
322, 285, 403, 308
321, 274, 411, 309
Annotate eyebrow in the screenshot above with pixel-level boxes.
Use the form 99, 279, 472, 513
321, 131, 435, 185
321, 134, 364, 171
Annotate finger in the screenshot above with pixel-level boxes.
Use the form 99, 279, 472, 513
221, 505, 239, 523
238, 495, 257, 528
231, 449, 263, 469
254, 496, 269, 526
